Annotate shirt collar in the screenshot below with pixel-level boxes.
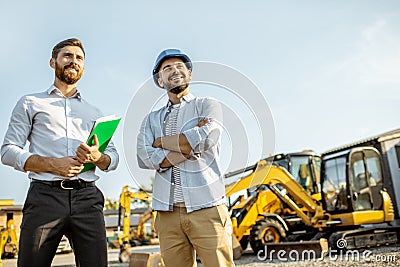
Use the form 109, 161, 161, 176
166, 92, 195, 107
46, 84, 82, 100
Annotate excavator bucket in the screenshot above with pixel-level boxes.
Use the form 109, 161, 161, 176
232, 235, 243, 260
129, 252, 165, 267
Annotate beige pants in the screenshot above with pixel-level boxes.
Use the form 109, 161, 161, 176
155, 204, 235, 267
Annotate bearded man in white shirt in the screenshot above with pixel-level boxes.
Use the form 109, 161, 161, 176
1, 38, 119, 267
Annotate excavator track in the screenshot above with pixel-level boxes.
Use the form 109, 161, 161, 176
329, 225, 400, 251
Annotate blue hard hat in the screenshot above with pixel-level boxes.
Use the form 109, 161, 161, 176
152, 48, 192, 88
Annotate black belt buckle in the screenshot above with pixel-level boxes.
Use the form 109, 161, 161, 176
60, 179, 74, 190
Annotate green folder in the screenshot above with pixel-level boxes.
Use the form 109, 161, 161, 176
81, 115, 121, 173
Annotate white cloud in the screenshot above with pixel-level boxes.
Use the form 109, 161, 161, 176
361, 18, 387, 42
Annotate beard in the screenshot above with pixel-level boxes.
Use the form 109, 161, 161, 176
55, 62, 83, 85
162, 74, 190, 94
169, 83, 189, 94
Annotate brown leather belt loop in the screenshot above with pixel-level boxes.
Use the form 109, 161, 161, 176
173, 202, 186, 208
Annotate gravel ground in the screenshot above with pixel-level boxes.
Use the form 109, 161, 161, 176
2, 244, 398, 266
233, 245, 400, 267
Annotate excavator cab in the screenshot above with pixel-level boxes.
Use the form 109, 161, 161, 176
274, 151, 321, 199
321, 153, 348, 212
321, 147, 385, 214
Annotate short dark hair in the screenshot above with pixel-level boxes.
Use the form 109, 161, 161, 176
52, 38, 85, 59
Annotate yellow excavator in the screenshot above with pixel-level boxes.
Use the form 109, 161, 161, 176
226, 147, 399, 257
226, 150, 322, 255
118, 185, 157, 263
0, 217, 18, 260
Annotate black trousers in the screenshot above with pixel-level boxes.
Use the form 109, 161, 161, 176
18, 181, 107, 267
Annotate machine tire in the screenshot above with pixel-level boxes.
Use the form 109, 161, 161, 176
249, 218, 286, 254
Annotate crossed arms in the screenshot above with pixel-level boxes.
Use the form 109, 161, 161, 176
153, 118, 209, 168
137, 98, 223, 171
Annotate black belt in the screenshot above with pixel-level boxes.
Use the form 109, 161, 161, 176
32, 179, 95, 190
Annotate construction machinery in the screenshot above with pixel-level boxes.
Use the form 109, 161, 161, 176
226, 150, 322, 255
226, 147, 399, 257
323, 127, 400, 224
56, 235, 73, 254
118, 185, 157, 263
0, 217, 18, 260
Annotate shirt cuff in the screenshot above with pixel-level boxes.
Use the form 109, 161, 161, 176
103, 152, 119, 172
16, 151, 33, 172
150, 148, 168, 170
182, 127, 207, 151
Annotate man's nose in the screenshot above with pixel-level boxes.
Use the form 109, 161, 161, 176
171, 65, 180, 74
71, 55, 79, 64
67, 54, 82, 65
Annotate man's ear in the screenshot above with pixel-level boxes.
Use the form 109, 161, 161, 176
157, 76, 164, 88
49, 58, 55, 69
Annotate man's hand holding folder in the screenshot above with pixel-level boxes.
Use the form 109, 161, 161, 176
76, 115, 121, 173
76, 134, 110, 170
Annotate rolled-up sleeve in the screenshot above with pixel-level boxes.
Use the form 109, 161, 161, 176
103, 139, 119, 172
1, 145, 32, 172
1, 97, 32, 172
137, 114, 168, 171
182, 98, 223, 152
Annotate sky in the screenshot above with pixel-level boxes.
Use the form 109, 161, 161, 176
1, 1, 399, 204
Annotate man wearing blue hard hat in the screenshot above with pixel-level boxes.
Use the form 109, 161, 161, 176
137, 49, 235, 267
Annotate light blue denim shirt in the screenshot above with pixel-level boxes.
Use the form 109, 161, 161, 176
1, 85, 119, 181
137, 93, 226, 212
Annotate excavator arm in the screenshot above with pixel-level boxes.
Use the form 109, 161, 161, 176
118, 186, 151, 245
136, 208, 157, 240
0, 219, 18, 260
118, 185, 155, 263
226, 160, 330, 227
